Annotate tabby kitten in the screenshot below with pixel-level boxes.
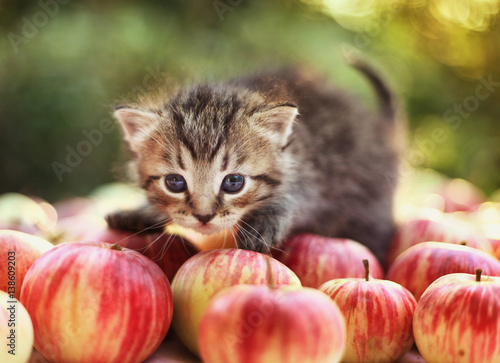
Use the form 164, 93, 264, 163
107, 60, 401, 261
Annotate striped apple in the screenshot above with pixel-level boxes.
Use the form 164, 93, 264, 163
386, 241, 500, 300
386, 212, 493, 268
319, 260, 417, 363
0, 230, 53, 300
20, 241, 173, 363
414, 270, 500, 363
275, 233, 384, 288
199, 285, 346, 363
171, 249, 302, 355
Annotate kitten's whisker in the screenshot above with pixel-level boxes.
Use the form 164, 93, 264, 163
108, 217, 172, 248
220, 220, 236, 250
133, 220, 174, 254
239, 219, 268, 251
227, 223, 238, 250
215, 221, 226, 250
231, 225, 239, 250
238, 222, 263, 252
209, 227, 224, 250
141, 228, 170, 256
135, 218, 173, 234
222, 222, 228, 249
235, 223, 248, 249
180, 236, 196, 255
152, 232, 176, 261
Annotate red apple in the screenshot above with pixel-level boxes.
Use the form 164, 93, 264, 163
386, 211, 493, 267
89, 228, 199, 282
0, 193, 56, 235
413, 270, 500, 363
386, 241, 500, 300
20, 241, 173, 363
171, 249, 302, 355
275, 233, 384, 288
319, 260, 417, 363
1, 291, 34, 363
198, 284, 346, 363
0, 230, 53, 299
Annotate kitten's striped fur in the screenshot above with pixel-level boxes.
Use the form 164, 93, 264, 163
107, 61, 401, 261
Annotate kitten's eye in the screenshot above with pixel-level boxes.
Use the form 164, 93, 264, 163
165, 174, 187, 193
221, 174, 245, 193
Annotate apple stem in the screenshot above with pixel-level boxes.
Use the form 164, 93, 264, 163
110, 243, 123, 251
363, 259, 369, 281
475, 268, 482, 282
265, 256, 276, 290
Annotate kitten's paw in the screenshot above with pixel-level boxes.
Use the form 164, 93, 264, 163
105, 208, 167, 233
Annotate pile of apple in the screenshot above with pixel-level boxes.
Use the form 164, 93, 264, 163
1, 172, 500, 363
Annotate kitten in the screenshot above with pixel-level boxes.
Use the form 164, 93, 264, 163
106, 59, 402, 262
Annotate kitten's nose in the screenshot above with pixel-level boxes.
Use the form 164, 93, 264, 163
193, 213, 216, 224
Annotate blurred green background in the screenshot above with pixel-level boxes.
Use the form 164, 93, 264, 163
1, 0, 499, 202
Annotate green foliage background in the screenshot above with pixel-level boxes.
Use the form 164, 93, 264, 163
1, 0, 499, 202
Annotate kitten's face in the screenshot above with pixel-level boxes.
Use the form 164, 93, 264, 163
115, 86, 297, 235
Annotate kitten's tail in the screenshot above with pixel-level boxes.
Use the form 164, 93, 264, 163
343, 53, 397, 121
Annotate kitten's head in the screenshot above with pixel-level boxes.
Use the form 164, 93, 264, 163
114, 84, 297, 235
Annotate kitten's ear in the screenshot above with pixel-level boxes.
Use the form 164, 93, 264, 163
114, 106, 157, 151
258, 104, 298, 146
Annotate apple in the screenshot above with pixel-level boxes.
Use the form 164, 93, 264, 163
53, 197, 96, 218
436, 178, 485, 213
319, 260, 417, 363
47, 214, 107, 244
20, 241, 173, 363
274, 233, 384, 288
0, 230, 53, 299
89, 228, 199, 282
468, 201, 500, 260
86, 182, 148, 217
1, 291, 34, 363
490, 237, 500, 260
413, 269, 500, 363
198, 284, 346, 363
0, 193, 56, 235
386, 210, 493, 267
171, 249, 302, 355
386, 241, 500, 300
